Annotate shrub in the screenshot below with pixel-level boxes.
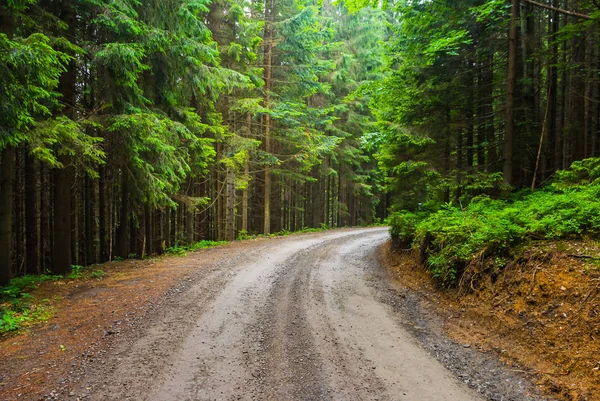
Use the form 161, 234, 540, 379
387, 211, 423, 249
389, 158, 600, 286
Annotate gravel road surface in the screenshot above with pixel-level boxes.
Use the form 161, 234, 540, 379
75, 228, 546, 401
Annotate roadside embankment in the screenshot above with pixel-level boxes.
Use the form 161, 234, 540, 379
382, 240, 600, 401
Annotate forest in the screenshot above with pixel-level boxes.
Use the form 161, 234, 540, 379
2, 0, 600, 286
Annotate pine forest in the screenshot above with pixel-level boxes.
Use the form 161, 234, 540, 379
2, 0, 600, 285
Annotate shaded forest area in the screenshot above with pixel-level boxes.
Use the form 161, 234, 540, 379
0, 0, 388, 284
367, 0, 600, 208
372, 0, 600, 285
3, 0, 600, 285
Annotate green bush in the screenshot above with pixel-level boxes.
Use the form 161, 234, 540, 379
387, 211, 422, 249
0, 274, 60, 335
389, 158, 600, 286
165, 240, 227, 255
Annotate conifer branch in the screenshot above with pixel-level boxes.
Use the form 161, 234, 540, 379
521, 0, 592, 20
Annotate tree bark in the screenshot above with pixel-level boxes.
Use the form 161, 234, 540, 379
53, 155, 73, 274
25, 152, 39, 275
53, 0, 76, 274
0, 147, 16, 285
98, 165, 108, 262
504, 0, 520, 186
115, 170, 130, 259
225, 168, 236, 240
521, 0, 591, 19
263, 0, 274, 235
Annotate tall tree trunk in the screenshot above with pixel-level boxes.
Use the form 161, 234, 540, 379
455, 129, 464, 202
144, 205, 152, 258
0, 147, 15, 285
242, 158, 250, 233
504, 0, 520, 186
1, 5, 18, 282
98, 165, 108, 262
465, 64, 475, 170
476, 59, 486, 170
14, 151, 24, 275
40, 164, 51, 272
225, 168, 236, 241
570, 0, 586, 162
53, 0, 76, 274
25, 153, 38, 275
115, 170, 129, 259
263, 0, 274, 235
548, 3, 559, 172
53, 154, 73, 274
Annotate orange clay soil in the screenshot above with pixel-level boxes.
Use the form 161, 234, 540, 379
381, 240, 600, 401
0, 241, 255, 401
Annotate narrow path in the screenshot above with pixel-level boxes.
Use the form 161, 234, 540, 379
75, 228, 545, 401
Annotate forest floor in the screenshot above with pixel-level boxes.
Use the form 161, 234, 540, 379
0, 227, 575, 401
382, 240, 600, 401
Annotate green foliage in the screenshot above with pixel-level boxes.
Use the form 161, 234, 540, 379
0, 275, 59, 335
91, 270, 106, 279
28, 117, 105, 176
390, 159, 600, 285
0, 32, 70, 146
1, 275, 61, 301
165, 240, 228, 256
387, 210, 425, 249
0, 262, 102, 334
554, 157, 600, 186
67, 265, 84, 280
237, 229, 250, 240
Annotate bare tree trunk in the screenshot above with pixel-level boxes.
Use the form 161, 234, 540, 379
0, 147, 15, 285
53, 0, 76, 274
115, 170, 129, 259
98, 165, 108, 262
548, 2, 559, 172
225, 168, 236, 241
263, 0, 274, 235
570, 3, 586, 162
504, 0, 520, 185
25, 152, 39, 275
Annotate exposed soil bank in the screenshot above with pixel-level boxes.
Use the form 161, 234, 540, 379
381, 240, 600, 401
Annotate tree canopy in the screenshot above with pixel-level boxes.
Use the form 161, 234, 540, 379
2, 0, 600, 284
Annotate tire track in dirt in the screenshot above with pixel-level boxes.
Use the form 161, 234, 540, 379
72, 228, 550, 401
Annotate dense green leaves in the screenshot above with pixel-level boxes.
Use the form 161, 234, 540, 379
0, 33, 70, 146
390, 159, 600, 284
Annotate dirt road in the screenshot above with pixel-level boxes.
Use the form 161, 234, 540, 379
75, 228, 547, 401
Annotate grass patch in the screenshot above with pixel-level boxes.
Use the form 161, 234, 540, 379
165, 240, 228, 256
0, 266, 106, 335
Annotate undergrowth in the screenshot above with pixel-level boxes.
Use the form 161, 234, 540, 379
237, 223, 338, 240
165, 240, 228, 256
0, 266, 106, 335
388, 157, 600, 285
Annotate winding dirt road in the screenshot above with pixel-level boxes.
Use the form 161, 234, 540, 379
75, 228, 546, 401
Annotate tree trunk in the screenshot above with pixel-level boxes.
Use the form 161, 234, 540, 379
548, 3, 559, 172
115, 170, 129, 259
570, 1, 586, 162
53, 0, 76, 275
0, 147, 15, 285
98, 165, 108, 262
25, 152, 39, 275
504, 0, 520, 186
53, 155, 73, 274
225, 168, 236, 240
263, 0, 274, 235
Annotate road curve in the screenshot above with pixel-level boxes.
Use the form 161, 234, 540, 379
80, 228, 484, 401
